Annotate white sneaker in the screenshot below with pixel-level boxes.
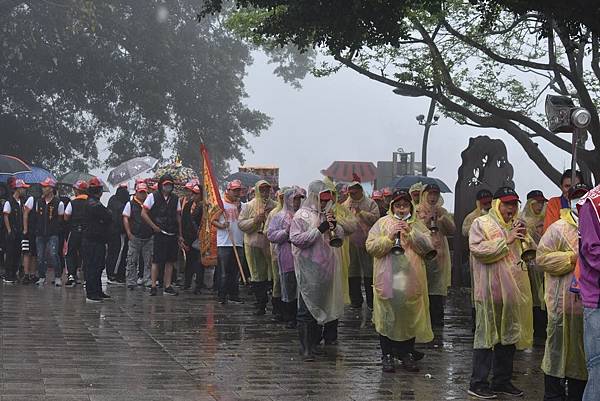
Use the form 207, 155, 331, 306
137, 278, 144, 286
36, 277, 46, 286
54, 278, 62, 287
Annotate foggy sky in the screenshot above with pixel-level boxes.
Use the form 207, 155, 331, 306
238, 51, 576, 210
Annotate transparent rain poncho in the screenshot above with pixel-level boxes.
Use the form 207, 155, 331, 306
469, 199, 533, 350
366, 210, 435, 343
520, 198, 546, 309
290, 180, 345, 325
536, 210, 587, 381
238, 180, 277, 282
417, 187, 456, 296
463, 200, 487, 306
267, 186, 303, 302
265, 188, 287, 295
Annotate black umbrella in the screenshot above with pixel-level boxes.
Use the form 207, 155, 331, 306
0, 154, 31, 175
389, 175, 452, 193
58, 171, 109, 192
225, 171, 262, 188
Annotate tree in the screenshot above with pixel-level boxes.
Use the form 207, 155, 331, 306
1, 0, 270, 175
202, 0, 600, 184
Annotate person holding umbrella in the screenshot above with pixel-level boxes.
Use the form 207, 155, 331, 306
2, 179, 30, 283
141, 174, 183, 297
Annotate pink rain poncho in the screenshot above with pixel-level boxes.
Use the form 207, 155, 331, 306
238, 180, 277, 282
290, 180, 345, 325
265, 189, 286, 296
267, 186, 304, 303
417, 187, 455, 296
366, 212, 435, 343
343, 189, 379, 279
536, 210, 587, 381
469, 199, 533, 350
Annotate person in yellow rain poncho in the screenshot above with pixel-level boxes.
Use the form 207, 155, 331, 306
290, 180, 345, 362
265, 187, 287, 322
344, 179, 380, 310
521, 190, 549, 339
319, 180, 358, 345
467, 187, 533, 400
462, 189, 494, 332
416, 183, 456, 327
366, 189, 436, 374
409, 182, 424, 207
536, 184, 589, 401
238, 180, 277, 316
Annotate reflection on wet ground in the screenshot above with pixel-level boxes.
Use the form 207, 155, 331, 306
0, 283, 544, 400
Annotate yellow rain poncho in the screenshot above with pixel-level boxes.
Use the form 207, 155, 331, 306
409, 182, 424, 207
520, 199, 546, 309
536, 210, 587, 381
417, 187, 455, 296
265, 188, 287, 297
324, 179, 358, 305
469, 199, 533, 350
290, 180, 345, 325
343, 189, 379, 279
463, 200, 488, 306
366, 211, 435, 343
238, 180, 277, 282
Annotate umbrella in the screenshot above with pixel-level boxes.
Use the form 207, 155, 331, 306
0, 155, 30, 175
58, 171, 109, 192
7, 166, 55, 184
108, 156, 158, 186
225, 171, 262, 188
388, 175, 452, 193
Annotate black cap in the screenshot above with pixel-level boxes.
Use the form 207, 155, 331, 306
527, 190, 547, 202
476, 189, 493, 201
568, 183, 589, 200
159, 174, 175, 185
390, 189, 412, 205
493, 187, 520, 203
424, 183, 440, 193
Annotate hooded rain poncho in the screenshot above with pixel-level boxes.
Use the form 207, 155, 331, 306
290, 180, 345, 324
536, 210, 587, 381
417, 187, 456, 296
238, 180, 277, 282
343, 189, 379, 279
520, 198, 546, 309
469, 199, 533, 350
265, 188, 287, 296
366, 208, 435, 343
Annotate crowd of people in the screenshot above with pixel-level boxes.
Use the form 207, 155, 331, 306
1, 169, 599, 401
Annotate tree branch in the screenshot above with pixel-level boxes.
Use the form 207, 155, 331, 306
547, 26, 570, 96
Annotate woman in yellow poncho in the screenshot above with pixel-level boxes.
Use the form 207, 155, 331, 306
416, 183, 455, 327
521, 190, 548, 339
467, 187, 533, 399
238, 180, 277, 316
265, 188, 288, 322
536, 184, 589, 401
366, 189, 435, 373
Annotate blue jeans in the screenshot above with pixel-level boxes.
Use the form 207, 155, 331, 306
584, 307, 600, 401
36, 235, 60, 279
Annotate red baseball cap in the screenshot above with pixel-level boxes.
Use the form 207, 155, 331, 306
227, 180, 243, 190
40, 177, 57, 187
135, 182, 148, 193
73, 180, 88, 191
371, 190, 383, 200
382, 187, 392, 197
191, 184, 202, 194
88, 177, 103, 188
184, 181, 195, 191
14, 179, 30, 189
319, 191, 333, 201
526, 190, 547, 202
494, 187, 520, 203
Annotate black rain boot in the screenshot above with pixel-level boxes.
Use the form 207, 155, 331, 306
382, 354, 395, 373
364, 276, 374, 310
298, 322, 314, 362
348, 277, 363, 308
253, 281, 267, 315
309, 321, 326, 356
271, 296, 284, 322
400, 354, 420, 373
286, 302, 297, 329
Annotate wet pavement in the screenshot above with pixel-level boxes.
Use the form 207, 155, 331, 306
0, 281, 546, 401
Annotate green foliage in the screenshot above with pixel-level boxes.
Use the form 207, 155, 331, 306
0, 0, 271, 175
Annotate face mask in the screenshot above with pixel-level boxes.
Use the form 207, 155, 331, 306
163, 184, 173, 193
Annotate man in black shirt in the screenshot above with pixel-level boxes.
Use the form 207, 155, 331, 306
141, 174, 183, 296
82, 177, 112, 302
106, 184, 130, 284
2, 179, 29, 283
64, 180, 89, 287
181, 183, 203, 294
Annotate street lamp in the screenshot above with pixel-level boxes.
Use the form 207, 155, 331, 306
416, 101, 440, 177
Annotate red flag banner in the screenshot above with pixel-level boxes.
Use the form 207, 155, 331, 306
199, 144, 223, 267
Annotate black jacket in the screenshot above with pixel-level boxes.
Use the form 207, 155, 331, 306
83, 196, 113, 243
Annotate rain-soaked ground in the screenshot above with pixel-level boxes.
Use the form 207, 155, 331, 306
0, 279, 546, 401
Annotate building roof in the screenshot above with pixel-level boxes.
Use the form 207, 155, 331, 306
321, 161, 377, 182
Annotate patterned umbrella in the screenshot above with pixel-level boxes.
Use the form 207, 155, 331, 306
0, 155, 30, 175
153, 161, 199, 197
108, 156, 158, 186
